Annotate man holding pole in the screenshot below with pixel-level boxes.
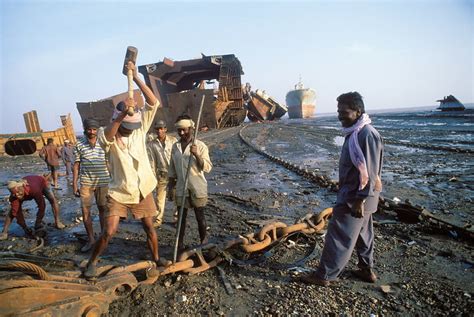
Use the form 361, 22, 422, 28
168, 114, 212, 256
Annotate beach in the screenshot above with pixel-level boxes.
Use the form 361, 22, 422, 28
0, 108, 473, 315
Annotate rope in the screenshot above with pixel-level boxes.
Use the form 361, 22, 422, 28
0, 260, 50, 280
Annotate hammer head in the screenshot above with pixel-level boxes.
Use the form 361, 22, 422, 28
122, 46, 138, 75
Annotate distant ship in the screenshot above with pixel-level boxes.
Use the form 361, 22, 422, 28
285, 80, 316, 119
436, 95, 465, 111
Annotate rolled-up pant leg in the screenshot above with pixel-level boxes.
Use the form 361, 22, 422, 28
315, 204, 373, 281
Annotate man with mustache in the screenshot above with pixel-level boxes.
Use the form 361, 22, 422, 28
146, 120, 177, 227
83, 61, 170, 278
300, 91, 383, 286
168, 114, 213, 253
73, 118, 110, 252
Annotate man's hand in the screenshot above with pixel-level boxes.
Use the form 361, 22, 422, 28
190, 144, 205, 169
167, 178, 176, 201
124, 97, 136, 112
351, 199, 365, 218
190, 144, 199, 157
73, 185, 80, 198
125, 60, 138, 78
167, 188, 176, 202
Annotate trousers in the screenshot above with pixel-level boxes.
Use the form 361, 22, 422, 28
315, 203, 374, 281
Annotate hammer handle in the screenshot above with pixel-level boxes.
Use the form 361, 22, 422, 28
126, 69, 135, 116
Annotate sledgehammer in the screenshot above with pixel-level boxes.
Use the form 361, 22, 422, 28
122, 46, 138, 116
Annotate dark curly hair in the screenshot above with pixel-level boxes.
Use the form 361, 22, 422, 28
337, 92, 365, 113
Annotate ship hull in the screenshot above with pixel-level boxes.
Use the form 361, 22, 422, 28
246, 91, 287, 121
287, 104, 316, 119
436, 95, 466, 111
285, 88, 316, 119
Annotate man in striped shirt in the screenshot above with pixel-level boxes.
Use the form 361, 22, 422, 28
73, 118, 110, 252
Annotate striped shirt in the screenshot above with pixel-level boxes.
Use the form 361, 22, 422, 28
74, 137, 110, 187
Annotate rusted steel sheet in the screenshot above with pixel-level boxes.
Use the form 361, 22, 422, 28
76, 89, 145, 128
0, 271, 138, 316
23, 110, 41, 133
246, 90, 287, 122
139, 54, 247, 131
0, 113, 76, 156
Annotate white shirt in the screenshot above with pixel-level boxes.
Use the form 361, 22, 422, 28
168, 139, 212, 199
98, 101, 159, 204
147, 134, 177, 175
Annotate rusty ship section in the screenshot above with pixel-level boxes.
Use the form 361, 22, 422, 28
76, 90, 145, 128
243, 84, 287, 122
0, 111, 76, 156
138, 54, 247, 131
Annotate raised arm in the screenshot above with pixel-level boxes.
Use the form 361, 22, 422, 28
103, 104, 128, 142
126, 61, 157, 106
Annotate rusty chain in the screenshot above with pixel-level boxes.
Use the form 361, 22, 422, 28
124, 207, 332, 284
239, 124, 474, 241
0, 207, 333, 295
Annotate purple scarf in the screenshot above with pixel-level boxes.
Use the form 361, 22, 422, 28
342, 113, 371, 190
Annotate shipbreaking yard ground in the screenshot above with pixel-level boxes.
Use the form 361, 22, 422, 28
0, 123, 472, 316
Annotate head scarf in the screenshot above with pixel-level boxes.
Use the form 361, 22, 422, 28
7, 179, 28, 190
341, 113, 372, 190
175, 119, 195, 129
111, 103, 142, 130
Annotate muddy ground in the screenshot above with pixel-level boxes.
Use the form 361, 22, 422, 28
0, 122, 473, 316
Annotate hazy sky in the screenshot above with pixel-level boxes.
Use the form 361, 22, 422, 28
1, 0, 473, 133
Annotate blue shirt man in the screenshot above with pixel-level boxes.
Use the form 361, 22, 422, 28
300, 91, 383, 286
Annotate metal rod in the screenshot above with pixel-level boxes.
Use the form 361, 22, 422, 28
173, 94, 206, 263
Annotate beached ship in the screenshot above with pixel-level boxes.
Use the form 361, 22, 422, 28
0, 111, 76, 156
436, 95, 465, 111
285, 80, 316, 119
139, 54, 246, 130
77, 54, 247, 131
245, 87, 287, 122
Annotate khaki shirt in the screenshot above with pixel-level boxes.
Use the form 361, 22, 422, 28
98, 101, 159, 204
168, 139, 212, 199
147, 134, 177, 176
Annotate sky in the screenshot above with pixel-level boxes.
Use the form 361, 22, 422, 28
0, 0, 473, 133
